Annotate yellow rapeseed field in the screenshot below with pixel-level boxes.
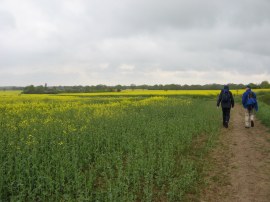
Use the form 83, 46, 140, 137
0, 89, 269, 201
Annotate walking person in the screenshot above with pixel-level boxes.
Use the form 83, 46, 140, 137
242, 85, 258, 128
217, 85, 234, 128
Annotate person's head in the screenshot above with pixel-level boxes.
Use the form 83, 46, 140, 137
224, 85, 229, 90
246, 85, 251, 90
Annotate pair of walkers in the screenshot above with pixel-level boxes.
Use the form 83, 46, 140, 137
216, 85, 258, 128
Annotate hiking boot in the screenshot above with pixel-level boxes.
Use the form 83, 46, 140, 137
225, 122, 228, 128
251, 121, 254, 127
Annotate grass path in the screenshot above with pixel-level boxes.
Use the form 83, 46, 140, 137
201, 104, 270, 202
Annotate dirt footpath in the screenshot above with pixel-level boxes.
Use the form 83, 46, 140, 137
201, 104, 270, 202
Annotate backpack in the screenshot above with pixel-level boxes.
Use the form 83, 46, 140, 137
221, 90, 230, 103
246, 91, 256, 110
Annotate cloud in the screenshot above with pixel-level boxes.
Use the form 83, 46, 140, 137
119, 64, 135, 71
0, 0, 270, 86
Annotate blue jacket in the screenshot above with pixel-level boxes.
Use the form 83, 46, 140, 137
242, 89, 258, 111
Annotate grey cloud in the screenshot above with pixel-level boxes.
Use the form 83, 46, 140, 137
0, 0, 270, 85
112, 0, 220, 34
79, 0, 222, 37
224, 0, 270, 27
0, 69, 84, 86
0, 9, 16, 30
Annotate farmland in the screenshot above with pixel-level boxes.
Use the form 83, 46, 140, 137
0, 90, 269, 201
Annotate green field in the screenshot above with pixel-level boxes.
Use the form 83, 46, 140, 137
0, 90, 268, 201
256, 91, 270, 128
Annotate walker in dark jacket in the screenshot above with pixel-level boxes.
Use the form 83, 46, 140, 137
217, 85, 234, 128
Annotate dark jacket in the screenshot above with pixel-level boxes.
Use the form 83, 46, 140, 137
217, 89, 234, 108
242, 89, 258, 111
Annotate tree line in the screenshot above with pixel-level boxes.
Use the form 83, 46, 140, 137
21, 81, 270, 94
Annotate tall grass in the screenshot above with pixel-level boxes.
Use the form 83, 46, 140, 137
256, 92, 270, 128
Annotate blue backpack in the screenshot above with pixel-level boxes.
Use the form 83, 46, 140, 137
246, 91, 256, 109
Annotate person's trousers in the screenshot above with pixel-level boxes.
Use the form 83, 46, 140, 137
245, 108, 254, 127
222, 108, 231, 124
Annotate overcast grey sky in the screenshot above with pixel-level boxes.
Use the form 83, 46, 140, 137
0, 0, 269, 86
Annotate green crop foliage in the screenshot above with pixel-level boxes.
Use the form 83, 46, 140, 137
249, 92, 270, 128
0, 92, 220, 201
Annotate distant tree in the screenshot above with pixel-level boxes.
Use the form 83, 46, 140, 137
248, 83, 258, 89
21, 81, 270, 94
35, 85, 45, 93
140, 85, 148, 90
23, 85, 35, 94
23, 85, 58, 94
260, 81, 270, 89
115, 84, 122, 89
130, 84, 136, 91
84, 86, 91, 92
